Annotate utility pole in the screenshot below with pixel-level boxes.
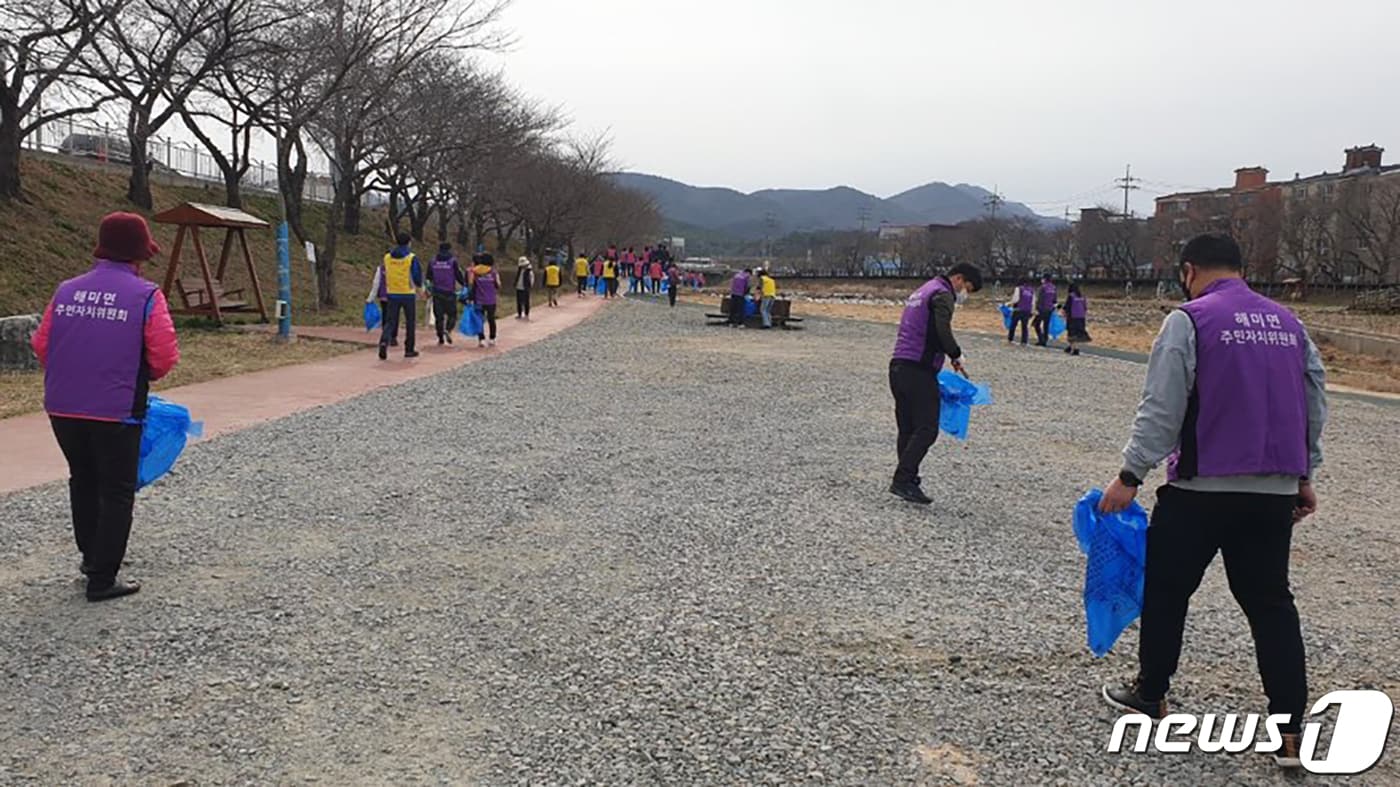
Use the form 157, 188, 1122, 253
852, 204, 872, 270
984, 186, 1004, 221
1116, 164, 1141, 217
763, 210, 777, 261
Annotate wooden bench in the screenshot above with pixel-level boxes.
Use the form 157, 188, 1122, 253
176, 277, 248, 311
705, 297, 804, 329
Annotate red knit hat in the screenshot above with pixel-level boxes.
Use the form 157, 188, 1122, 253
94, 212, 160, 262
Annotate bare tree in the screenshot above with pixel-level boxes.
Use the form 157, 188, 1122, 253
1337, 175, 1400, 285
0, 0, 122, 200
1279, 192, 1338, 285
81, 0, 269, 208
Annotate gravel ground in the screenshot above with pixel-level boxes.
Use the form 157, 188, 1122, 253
2, 300, 1398, 786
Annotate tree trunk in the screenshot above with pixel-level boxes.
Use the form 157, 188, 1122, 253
0, 106, 22, 201
436, 201, 450, 241
343, 172, 362, 234
223, 168, 243, 209
319, 182, 345, 309
127, 133, 153, 209
455, 205, 470, 247
409, 192, 430, 241
277, 132, 310, 244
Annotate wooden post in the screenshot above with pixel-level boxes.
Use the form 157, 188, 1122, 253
191, 226, 222, 324
236, 228, 270, 322
161, 224, 187, 305
216, 227, 236, 282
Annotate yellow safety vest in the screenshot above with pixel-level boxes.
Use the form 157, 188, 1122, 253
761, 275, 777, 297
383, 253, 416, 296
575, 257, 589, 277
545, 265, 561, 287
603, 261, 617, 279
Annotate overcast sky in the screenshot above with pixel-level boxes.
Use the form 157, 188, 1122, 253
485, 0, 1400, 216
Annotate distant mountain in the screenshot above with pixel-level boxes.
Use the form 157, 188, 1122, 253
609, 173, 1059, 244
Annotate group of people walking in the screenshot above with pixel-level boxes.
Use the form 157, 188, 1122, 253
370, 235, 574, 357
1005, 273, 1092, 355
573, 243, 694, 308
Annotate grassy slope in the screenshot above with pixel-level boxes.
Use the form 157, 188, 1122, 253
0, 155, 399, 324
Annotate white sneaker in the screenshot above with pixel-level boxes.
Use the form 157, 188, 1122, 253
477, 339, 485, 347
487, 339, 496, 347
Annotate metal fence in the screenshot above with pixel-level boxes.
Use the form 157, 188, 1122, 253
24, 116, 337, 204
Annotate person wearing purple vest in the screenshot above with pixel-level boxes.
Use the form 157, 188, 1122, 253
427, 242, 464, 346
30, 212, 181, 602
728, 268, 752, 327
1005, 277, 1033, 345
1098, 234, 1328, 770
468, 253, 502, 347
1031, 274, 1057, 347
888, 262, 984, 504
1060, 283, 1090, 356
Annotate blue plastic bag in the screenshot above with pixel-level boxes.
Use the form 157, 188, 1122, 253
999, 304, 1013, 331
363, 301, 381, 332
596, 277, 608, 295
1073, 489, 1150, 657
586, 275, 596, 290
660, 279, 670, 293
458, 306, 484, 337
138, 396, 203, 490
743, 296, 758, 318
937, 369, 993, 441
1050, 311, 1067, 340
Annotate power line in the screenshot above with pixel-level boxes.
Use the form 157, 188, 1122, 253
984, 186, 1003, 221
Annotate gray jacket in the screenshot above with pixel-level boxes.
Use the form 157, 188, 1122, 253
1121, 309, 1327, 495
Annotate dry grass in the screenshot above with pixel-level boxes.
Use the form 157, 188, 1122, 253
0, 327, 359, 421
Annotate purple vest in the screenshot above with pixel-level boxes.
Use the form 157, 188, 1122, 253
730, 273, 750, 296
429, 256, 459, 293
1068, 293, 1087, 319
891, 276, 953, 371
45, 261, 156, 421
1016, 287, 1033, 313
1167, 278, 1309, 481
472, 268, 498, 305
1037, 282, 1057, 313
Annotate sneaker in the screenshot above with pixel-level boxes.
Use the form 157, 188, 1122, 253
1072, 349, 1081, 356
404, 350, 420, 359
1273, 732, 1302, 769
438, 337, 445, 346
86, 578, 140, 602
889, 481, 933, 505
378, 345, 388, 361
1064, 346, 1073, 354
445, 333, 453, 345
478, 339, 485, 348
1101, 680, 1167, 719
487, 339, 496, 347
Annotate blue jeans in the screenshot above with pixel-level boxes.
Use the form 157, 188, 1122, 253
761, 296, 774, 328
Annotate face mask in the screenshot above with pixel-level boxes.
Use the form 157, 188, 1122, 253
955, 289, 969, 306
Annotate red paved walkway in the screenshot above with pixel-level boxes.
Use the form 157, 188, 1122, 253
0, 298, 604, 496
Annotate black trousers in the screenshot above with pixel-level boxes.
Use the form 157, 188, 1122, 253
668, 285, 678, 307
1032, 310, 1053, 345
478, 303, 498, 340
1008, 311, 1030, 344
577, 277, 587, 295
516, 289, 531, 318
1137, 486, 1306, 730
729, 295, 746, 325
380, 298, 416, 353
889, 360, 941, 484
606, 278, 619, 297
51, 417, 142, 586
432, 292, 458, 339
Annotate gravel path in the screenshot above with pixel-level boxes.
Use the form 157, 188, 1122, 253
2, 300, 1397, 785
